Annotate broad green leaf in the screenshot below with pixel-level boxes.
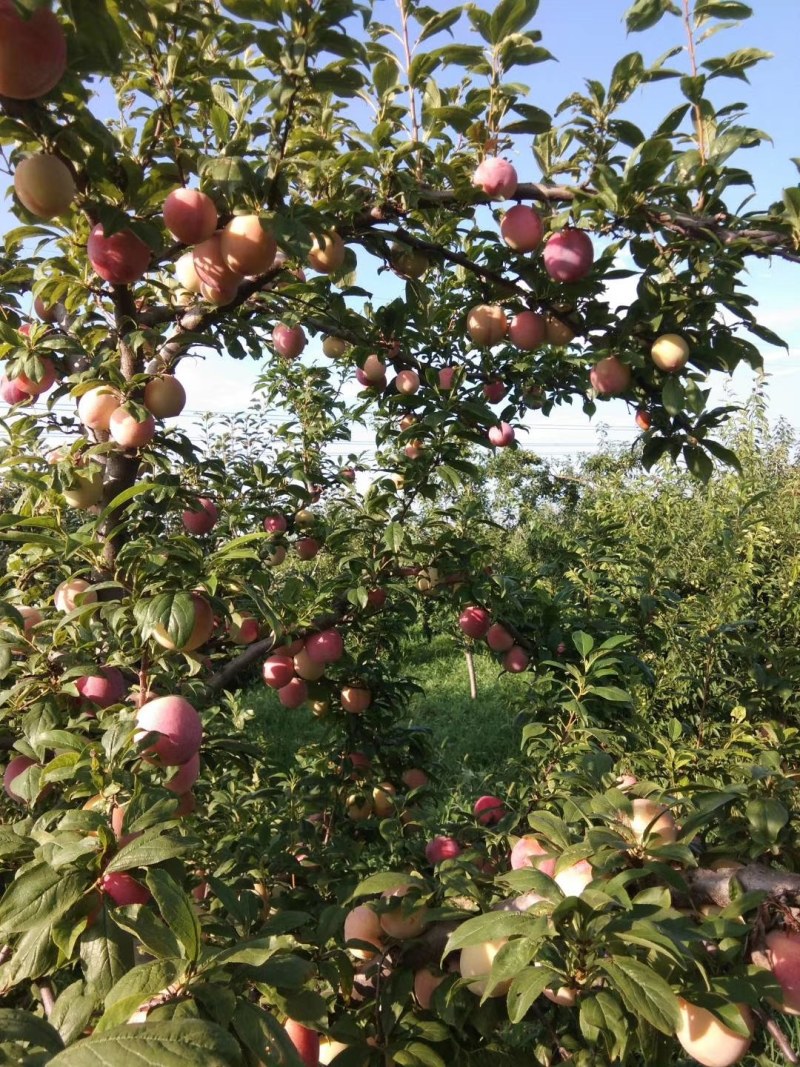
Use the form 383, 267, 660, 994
0, 864, 90, 934
0, 1007, 64, 1053
506, 966, 559, 1023
96, 958, 185, 1032
600, 958, 680, 1034
103, 830, 192, 874
146, 869, 201, 963
47, 1019, 243, 1066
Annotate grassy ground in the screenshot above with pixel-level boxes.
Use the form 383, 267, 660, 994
246, 636, 529, 788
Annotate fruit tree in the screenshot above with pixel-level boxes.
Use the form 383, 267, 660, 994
0, 1, 799, 1064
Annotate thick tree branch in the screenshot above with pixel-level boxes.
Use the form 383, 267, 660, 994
685, 864, 800, 907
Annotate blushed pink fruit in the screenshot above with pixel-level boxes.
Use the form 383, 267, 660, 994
503, 645, 529, 672
76, 667, 126, 708
3, 755, 35, 801
508, 311, 546, 350
764, 930, 800, 1015
473, 157, 518, 200
483, 379, 507, 404
486, 623, 514, 653
221, 214, 277, 276
193, 232, 243, 290
510, 835, 557, 877
1, 375, 30, 404
182, 497, 218, 535
306, 628, 344, 664
466, 304, 508, 346
263, 513, 287, 534
284, 1020, 320, 1067
16, 357, 56, 396
278, 677, 308, 709
296, 537, 320, 561
425, 835, 462, 865
272, 323, 307, 360
488, 422, 515, 448
108, 407, 156, 449
143, 375, 186, 418
164, 751, 201, 794
554, 859, 593, 897
590, 356, 632, 397
88, 225, 151, 285
163, 188, 218, 245
135, 695, 203, 766
0, 0, 67, 100
500, 204, 544, 251
543, 229, 594, 283
438, 365, 458, 390
341, 686, 371, 714
100, 872, 151, 906
14, 153, 75, 219
474, 795, 506, 825
262, 655, 295, 689
459, 606, 491, 639
395, 369, 420, 395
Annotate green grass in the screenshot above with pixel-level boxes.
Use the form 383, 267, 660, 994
245, 636, 529, 788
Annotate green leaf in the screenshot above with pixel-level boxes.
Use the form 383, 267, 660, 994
683, 444, 713, 482
506, 966, 559, 1023
444, 911, 536, 953
599, 958, 680, 1034
146, 869, 201, 963
745, 797, 789, 844
585, 686, 632, 704
231, 1000, 304, 1067
0, 863, 90, 934
49, 981, 97, 1046
490, 0, 539, 43
571, 630, 594, 658
482, 938, 538, 1000
661, 376, 685, 416
47, 1019, 243, 1066
383, 522, 405, 553
96, 958, 185, 1032
625, 0, 677, 33
349, 871, 418, 899
0, 1007, 64, 1053
103, 830, 192, 874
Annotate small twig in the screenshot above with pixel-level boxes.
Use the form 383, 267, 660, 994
756, 1008, 800, 1065
464, 648, 477, 701
38, 979, 56, 1018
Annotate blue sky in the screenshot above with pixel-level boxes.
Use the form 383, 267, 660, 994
3, 1, 798, 461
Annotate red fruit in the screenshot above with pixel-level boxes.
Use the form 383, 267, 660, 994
508, 311, 546, 351
284, 1020, 320, 1067
16, 356, 56, 396
635, 408, 652, 431
474, 795, 507, 826
483, 379, 507, 404
590, 356, 632, 397
3, 755, 35, 801
221, 214, 277, 275
402, 768, 429, 790
181, 497, 218, 535
366, 587, 387, 611
486, 623, 514, 652
341, 686, 371, 714
459, 606, 491, 640
395, 369, 420, 395
76, 667, 126, 708
87, 224, 151, 285
500, 204, 544, 251
438, 365, 458, 390
425, 835, 462, 865
278, 677, 308, 709
1, 375, 30, 404
262, 655, 295, 689
488, 422, 515, 447
764, 930, 800, 1015
100, 872, 151, 906
543, 229, 594, 283
510, 835, 556, 876
263, 513, 288, 534
306, 628, 344, 664
134, 695, 203, 766
272, 323, 307, 360
193, 232, 243, 290
163, 188, 218, 245
0, 0, 67, 100
108, 407, 156, 449
466, 304, 508, 346
503, 645, 529, 673
473, 157, 518, 200
343, 751, 372, 778
296, 537, 320, 561
164, 751, 201, 794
